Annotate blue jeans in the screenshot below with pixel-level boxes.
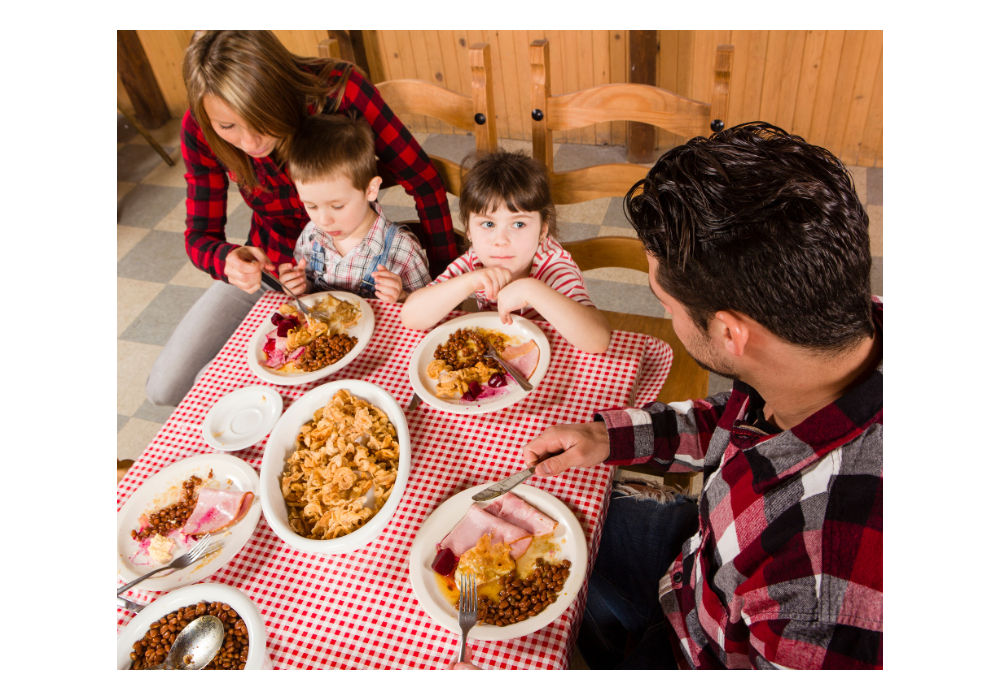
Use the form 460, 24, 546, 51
577, 489, 699, 670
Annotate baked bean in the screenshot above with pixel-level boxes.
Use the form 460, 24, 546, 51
129, 602, 248, 670
132, 474, 211, 542
295, 333, 358, 372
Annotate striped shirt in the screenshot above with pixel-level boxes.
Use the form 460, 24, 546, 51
597, 298, 884, 669
428, 237, 594, 321
293, 202, 430, 298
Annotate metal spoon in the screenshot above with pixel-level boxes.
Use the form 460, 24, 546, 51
161, 615, 226, 670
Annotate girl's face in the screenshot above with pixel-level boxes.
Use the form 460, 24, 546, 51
202, 94, 279, 159
468, 206, 548, 278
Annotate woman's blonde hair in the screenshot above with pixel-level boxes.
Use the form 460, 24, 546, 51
183, 30, 359, 192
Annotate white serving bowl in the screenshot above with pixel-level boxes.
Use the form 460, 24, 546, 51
116, 583, 272, 670
259, 380, 411, 555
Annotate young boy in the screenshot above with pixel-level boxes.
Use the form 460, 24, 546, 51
277, 113, 430, 302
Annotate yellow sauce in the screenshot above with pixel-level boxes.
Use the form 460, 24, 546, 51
434, 534, 563, 606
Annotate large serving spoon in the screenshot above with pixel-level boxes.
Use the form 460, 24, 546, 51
158, 615, 226, 670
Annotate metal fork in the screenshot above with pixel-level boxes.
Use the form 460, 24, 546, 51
259, 270, 334, 323
457, 573, 478, 663
483, 340, 533, 391
117, 536, 223, 596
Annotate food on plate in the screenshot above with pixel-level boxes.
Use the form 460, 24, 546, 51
454, 533, 516, 585
148, 534, 176, 564
477, 559, 571, 627
131, 474, 205, 542
280, 389, 399, 540
426, 328, 538, 401
261, 296, 361, 373
129, 601, 249, 670
433, 492, 569, 626
181, 487, 255, 535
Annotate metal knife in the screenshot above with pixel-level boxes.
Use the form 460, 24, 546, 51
117, 596, 145, 614
471, 465, 536, 502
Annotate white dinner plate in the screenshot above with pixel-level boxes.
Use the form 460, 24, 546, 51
201, 385, 283, 451
408, 483, 587, 641
259, 380, 411, 555
116, 454, 261, 592
408, 312, 551, 415
246, 291, 375, 386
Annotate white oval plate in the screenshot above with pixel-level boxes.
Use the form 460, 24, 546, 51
259, 380, 411, 555
408, 312, 551, 415
201, 385, 283, 451
246, 291, 374, 386
116, 454, 261, 592
408, 483, 586, 641
116, 583, 272, 670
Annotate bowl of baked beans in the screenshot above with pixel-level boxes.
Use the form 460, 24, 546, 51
116, 583, 272, 670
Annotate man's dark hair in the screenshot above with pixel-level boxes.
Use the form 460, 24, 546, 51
626, 121, 874, 352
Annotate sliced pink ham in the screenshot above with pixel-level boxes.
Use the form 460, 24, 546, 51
501, 341, 540, 379
482, 492, 556, 537
181, 487, 254, 535
439, 504, 533, 561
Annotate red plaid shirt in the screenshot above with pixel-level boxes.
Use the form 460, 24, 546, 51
597, 299, 883, 669
180, 67, 457, 281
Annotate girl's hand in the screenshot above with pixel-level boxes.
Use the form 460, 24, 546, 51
277, 258, 308, 296
225, 246, 275, 293
471, 268, 513, 301
495, 279, 536, 324
373, 264, 406, 303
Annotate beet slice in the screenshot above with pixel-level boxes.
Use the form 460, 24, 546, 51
488, 372, 508, 388
432, 548, 459, 577
271, 312, 284, 326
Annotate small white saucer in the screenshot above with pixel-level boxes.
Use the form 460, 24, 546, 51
202, 386, 284, 451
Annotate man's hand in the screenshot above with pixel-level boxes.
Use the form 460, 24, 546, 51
495, 278, 536, 325
225, 246, 275, 293
522, 422, 611, 476
373, 264, 406, 303
444, 661, 482, 670
277, 258, 308, 296
470, 267, 512, 301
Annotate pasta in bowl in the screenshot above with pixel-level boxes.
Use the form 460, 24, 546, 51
259, 380, 411, 555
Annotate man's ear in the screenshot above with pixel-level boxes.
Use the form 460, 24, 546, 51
366, 176, 383, 201
715, 310, 750, 357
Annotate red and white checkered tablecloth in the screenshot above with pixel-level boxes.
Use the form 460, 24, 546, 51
117, 294, 673, 669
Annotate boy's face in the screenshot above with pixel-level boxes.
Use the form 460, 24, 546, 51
295, 174, 381, 249
468, 207, 548, 278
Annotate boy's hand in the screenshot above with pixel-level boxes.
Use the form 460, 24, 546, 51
373, 264, 406, 303
277, 258, 308, 296
225, 246, 275, 293
471, 268, 513, 301
495, 279, 535, 324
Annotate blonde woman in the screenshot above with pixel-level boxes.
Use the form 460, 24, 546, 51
146, 31, 457, 406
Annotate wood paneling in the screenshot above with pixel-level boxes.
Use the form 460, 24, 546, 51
130, 30, 882, 165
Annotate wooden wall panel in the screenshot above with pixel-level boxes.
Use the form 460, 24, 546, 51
129, 30, 882, 165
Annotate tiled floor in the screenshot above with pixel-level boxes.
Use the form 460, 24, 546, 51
118, 115, 884, 462
117, 114, 882, 670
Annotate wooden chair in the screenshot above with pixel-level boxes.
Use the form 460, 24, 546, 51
319, 38, 497, 200
529, 39, 733, 203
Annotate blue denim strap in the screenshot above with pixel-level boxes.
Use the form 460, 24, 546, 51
359, 222, 400, 294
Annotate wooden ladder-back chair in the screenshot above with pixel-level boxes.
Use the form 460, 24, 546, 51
320, 38, 497, 200
529, 39, 733, 204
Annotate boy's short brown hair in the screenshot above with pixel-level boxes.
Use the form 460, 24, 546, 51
286, 113, 377, 191
459, 149, 558, 239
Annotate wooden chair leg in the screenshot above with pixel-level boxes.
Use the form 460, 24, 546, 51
118, 101, 175, 167
118, 459, 134, 484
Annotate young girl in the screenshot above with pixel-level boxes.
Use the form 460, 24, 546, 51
402, 150, 611, 354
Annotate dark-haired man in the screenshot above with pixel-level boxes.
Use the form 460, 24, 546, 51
522, 123, 882, 670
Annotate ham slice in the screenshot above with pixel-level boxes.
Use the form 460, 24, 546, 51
482, 492, 556, 537
438, 505, 533, 561
181, 487, 254, 535
501, 341, 540, 379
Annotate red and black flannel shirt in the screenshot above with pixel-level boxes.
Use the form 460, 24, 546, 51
180, 67, 457, 281
597, 299, 883, 669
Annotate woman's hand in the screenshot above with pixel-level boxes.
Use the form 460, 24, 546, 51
470, 267, 513, 301
225, 246, 275, 293
522, 422, 611, 476
496, 278, 538, 325
372, 264, 407, 303
277, 258, 308, 296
